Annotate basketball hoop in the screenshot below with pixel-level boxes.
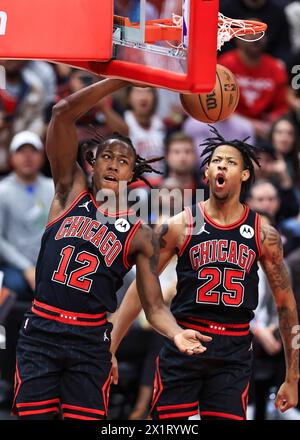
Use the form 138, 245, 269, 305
217, 13, 267, 50
0, 0, 268, 93
118, 13, 267, 51
170, 13, 267, 51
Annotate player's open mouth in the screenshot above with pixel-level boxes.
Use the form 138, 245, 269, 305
216, 174, 226, 189
104, 175, 118, 182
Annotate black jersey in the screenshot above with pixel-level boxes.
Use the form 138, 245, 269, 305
172, 202, 262, 324
34, 191, 141, 314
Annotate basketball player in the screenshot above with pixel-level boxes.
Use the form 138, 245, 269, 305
111, 127, 299, 420
12, 78, 208, 420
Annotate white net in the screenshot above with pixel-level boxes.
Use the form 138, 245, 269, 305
217, 13, 266, 51
172, 13, 266, 51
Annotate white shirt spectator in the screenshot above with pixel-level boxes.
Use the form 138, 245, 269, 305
124, 110, 166, 174
25, 61, 57, 108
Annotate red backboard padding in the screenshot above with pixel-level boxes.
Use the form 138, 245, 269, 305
58, 0, 219, 93
0, 0, 113, 61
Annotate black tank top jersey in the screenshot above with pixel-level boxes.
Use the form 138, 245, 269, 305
172, 202, 262, 324
35, 191, 141, 314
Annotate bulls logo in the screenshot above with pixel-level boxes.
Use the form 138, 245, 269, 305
224, 83, 236, 92
0, 11, 7, 36
115, 218, 130, 233
240, 224, 254, 239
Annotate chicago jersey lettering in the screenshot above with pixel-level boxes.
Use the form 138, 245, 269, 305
172, 202, 261, 323
35, 191, 140, 314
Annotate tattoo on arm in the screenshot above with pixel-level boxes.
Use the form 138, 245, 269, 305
149, 231, 159, 275
262, 224, 299, 379
278, 305, 299, 379
263, 225, 290, 291
140, 226, 160, 276
260, 223, 268, 245
267, 226, 282, 247
157, 223, 169, 249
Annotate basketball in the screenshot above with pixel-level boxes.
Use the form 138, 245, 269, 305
180, 64, 240, 123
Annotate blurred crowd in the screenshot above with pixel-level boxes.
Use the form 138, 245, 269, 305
0, 0, 300, 420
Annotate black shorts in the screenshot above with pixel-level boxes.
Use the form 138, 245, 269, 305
12, 310, 112, 420
151, 334, 253, 421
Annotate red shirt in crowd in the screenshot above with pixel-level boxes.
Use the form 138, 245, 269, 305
218, 50, 289, 121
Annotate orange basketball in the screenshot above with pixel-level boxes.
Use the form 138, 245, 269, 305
180, 64, 240, 123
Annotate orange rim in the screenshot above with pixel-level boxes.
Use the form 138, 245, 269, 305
218, 17, 267, 38
114, 15, 267, 44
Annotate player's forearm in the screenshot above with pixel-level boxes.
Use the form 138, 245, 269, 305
54, 78, 128, 122
144, 302, 183, 342
109, 281, 143, 354
277, 293, 299, 382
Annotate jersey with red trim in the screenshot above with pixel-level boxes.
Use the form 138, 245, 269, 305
35, 191, 141, 314
172, 203, 261, 324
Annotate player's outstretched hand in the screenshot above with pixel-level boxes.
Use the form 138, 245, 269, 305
111, 353, 119, 385
173, 330, 212, 356
275, 381, 298, 412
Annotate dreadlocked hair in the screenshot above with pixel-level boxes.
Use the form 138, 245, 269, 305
84, 127, 164, 188
200, 125, 260, 194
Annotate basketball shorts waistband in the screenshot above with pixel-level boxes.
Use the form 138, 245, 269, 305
176, 316, 250, 336
31, 300, 108, 327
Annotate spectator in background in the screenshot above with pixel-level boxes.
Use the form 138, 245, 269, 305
25, 61, 57, 123
247, 177, 298, 229
125, 86, 166, 176
247, 178, 299, 257
127, 132, 198, 224
220, 0, 292, 64
164, 132, 198, 192
0, 100, 8, 175
218, 35, 289, 141
0, 60, 45, 174
53, 63, 73, 90
0, 131, 54, 300
269, 115, 300, 202
285, 2, 300, 53
156, 89, 185, 134
145, 133, 205, 225
247, 180, 281, 225
58, 71, 128, 143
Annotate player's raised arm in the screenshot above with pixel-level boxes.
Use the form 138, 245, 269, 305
46, 78, 128, 204
259, 219, 299, 412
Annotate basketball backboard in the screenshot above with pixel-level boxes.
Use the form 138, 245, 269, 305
69, 0, 219, 93
95, 0, 219, 93
0, 1, 266, 93
0, 0, 219, 93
